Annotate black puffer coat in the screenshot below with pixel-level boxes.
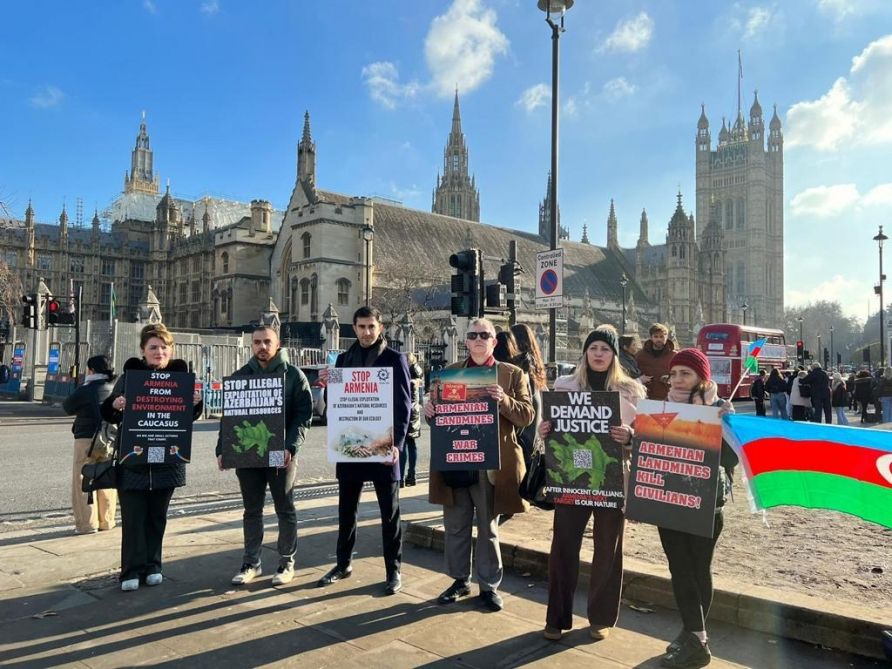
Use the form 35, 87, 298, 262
101, 357, 202, 491
63, 375, 115, 438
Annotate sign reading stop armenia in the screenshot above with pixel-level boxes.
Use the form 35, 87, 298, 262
536, 248, 564, 309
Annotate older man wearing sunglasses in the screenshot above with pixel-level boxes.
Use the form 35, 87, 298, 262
425, 318, 534, 611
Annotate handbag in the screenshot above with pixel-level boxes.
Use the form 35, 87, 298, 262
81, 459, 117, 505
87, 420, 119, 462
518, 438, 554, 511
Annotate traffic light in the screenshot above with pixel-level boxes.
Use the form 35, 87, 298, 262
796, 340, 804, 363
449, 249, 481, 318
823, 347, 829, 367
485, 282, 507, 309
46, 297, 61, 325
21, 294, 37, 330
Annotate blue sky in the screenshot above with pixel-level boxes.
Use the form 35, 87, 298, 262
2, 0, 891, 321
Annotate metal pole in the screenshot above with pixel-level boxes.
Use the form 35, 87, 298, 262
547, 15, 561, 364
73, 285, 82, 383
508, 240, 517, 327
830, 327, 834, 371
365, 238, 371, 307
880, 235, 886, 368
621, 284, 626, 334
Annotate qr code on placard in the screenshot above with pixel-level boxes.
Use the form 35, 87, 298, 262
329, 368, 343, 384
148, 447, 166, 463
268, 450, 285, 468
573, 449, 593, 469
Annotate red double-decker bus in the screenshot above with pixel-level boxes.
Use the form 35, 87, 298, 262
696, 323, 791, 399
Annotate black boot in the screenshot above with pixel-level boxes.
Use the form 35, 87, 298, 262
660, 632, 711, 668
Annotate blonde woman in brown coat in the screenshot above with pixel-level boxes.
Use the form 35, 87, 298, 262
426, 317, 534, 612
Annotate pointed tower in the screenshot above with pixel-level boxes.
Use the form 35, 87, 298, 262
202, 205, 211, 233
432, 91, 480, 221
25, 200, 36, 266
606, 199, 619, 249
297, 111, 316, 188
538, 171, 568, 244
91, 208, 101, 238
580, 224, 590, 244
637, 209, 650, 248
124, 111, 160, 195
748, 91, 764, 143
59, 204, 68, 244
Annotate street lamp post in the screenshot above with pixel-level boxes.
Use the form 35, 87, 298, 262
829, 325, 834, 371
874, 225, 888, 368
362, 225, 374, 307
741, 302, 748, 327
797, 316, 804, 364
620, 273, 628, 334
817, 333, 822, 366
538, 0, 573, 363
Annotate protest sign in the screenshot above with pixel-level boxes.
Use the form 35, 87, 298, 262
327, 367, 394, 463
220, 373, 286, 468
119, 370, 194, 465
429, 366, 499, 471
625, 399, 723, 538
542, 391, 624, 507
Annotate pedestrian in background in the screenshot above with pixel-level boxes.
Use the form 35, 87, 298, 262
218, 325, 313, 587
493, 330, 519, 365
831, 373, 849, 426
511, 323, 547, 471
750, 369, 767, 416
400, 352, 423, 488
539, 325, 644, 642
618, 334, 643, 381
790, 369, 811, 422
764, 368, 787, 419
101, 323, 203, 592
874, 367, 892, 423
805, 363, 831, 423
636, 323, 675, 400
63, 355, 117, 535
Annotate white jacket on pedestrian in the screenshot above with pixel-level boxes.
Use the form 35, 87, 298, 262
790, 373, 811, 408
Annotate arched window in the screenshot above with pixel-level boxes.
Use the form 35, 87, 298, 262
724, 200, 733, 230
336, 278, 351, 306
221, 252, 229, 274
300, 278, 310, 305
301, 232, 311, 259
680, 245, 686, 260
290, 277, 299, 317
736, 198, 745, 229
310, 274, 318, 316
736, 261, 746, 295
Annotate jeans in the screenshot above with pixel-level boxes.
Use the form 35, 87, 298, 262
236, 459, 297, 567
881, 397, 892, 423
399, 435, 417, 481
770, 393, 786, 419
834, 406, 849, 425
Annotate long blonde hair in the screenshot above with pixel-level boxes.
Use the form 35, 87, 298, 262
571, 324, 646, 400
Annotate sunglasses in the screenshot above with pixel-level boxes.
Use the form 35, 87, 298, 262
466, 331, 494, 341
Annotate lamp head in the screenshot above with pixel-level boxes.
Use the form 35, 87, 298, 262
874, 225, 888, 244
537, 0, 574, 15
362, 226, 374, 242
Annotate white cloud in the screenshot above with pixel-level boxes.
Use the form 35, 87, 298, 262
787, 34, 892, 151
424, 0, 509, 98
603, 77, 637, 101
790, 184, 859, 218
200, 1, 219, 16
390, 182, 422, 202
787, 275, 868, 316
862, 183, 892, 207
361, 62, 419, 110
29, 85, 64, 109
743, 7, 773, 39
598, 11, 654, 53
564, 97, 578, 117
516, 83, 549, 113
143, 0, 157, 14
816, 0, 857, 21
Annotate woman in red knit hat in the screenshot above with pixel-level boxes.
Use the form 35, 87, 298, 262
657, 348, 737, 669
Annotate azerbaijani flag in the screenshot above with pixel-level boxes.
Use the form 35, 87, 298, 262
743, 338, 766, 374
723, 415, 892, 529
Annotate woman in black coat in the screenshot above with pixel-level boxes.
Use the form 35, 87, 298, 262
101, 323, 202, 592
63, 355, 117, 534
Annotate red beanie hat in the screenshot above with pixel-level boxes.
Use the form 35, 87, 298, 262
670, 348, 711, 382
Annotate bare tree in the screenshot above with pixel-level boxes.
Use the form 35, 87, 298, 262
373, 256, 447, 327
0, 261, 23, 325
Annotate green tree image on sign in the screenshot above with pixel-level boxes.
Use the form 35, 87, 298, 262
232, 420, 275, 458
550, 434, 618, 489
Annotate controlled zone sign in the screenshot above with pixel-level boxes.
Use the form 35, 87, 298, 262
536, 248, 564, 309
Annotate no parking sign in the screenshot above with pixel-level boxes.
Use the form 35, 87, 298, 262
536, 248, 564, 309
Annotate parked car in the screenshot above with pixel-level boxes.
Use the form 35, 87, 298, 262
300, 365, 327, 424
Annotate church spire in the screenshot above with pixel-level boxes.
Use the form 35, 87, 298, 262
637, 208, 649, 247
432, 91, 480, 221
606, 199, 619, 249
298, 110, 316, 187
538, 171, 567, 243
581, 223, 590, 244
124, 111, 160, 195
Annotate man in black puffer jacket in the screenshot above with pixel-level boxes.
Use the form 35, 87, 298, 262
217, 325, 313, 587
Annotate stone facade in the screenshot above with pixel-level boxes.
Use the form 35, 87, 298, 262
695, 92, 784, 327
431, 92, 480, 222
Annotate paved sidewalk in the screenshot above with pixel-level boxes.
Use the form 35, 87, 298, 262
0, 485, 884, 668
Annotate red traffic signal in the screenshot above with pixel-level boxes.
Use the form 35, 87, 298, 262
46, 297, 60, 325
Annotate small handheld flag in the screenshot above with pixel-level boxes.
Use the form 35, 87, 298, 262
726, 338, 766, 399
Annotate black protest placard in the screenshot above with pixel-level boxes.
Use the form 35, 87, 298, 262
221, 373, 286, 468
625, 399, 723, 538
429, 366, 500, 471
542, 391, 624, 508
119, 370, 194, 465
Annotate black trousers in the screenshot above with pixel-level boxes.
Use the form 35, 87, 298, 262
119, 487, 175, 581
658, 511, 724, 633
399, 436, 418, 481
754, 399, 766, 416
336, 479, 401, 577
236, 461, 297, 566
810, 397, 832, 423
